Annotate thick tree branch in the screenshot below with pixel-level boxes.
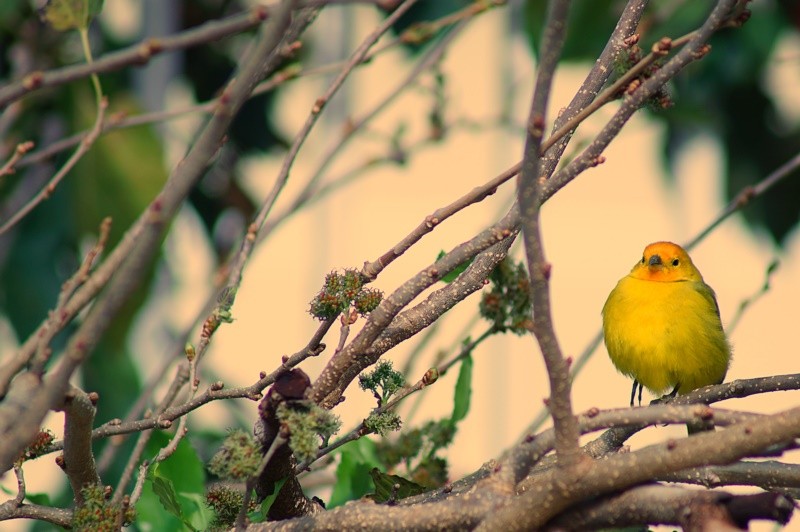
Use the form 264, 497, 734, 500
59, 387, 101, 505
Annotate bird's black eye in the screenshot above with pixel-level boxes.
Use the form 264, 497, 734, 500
671, 258, 680, 266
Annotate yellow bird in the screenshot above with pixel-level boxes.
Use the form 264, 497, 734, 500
602, 241, 731, 406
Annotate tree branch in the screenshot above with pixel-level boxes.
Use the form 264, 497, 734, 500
515, 0, 582, 469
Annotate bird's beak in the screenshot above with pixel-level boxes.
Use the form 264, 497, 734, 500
648, 254, 663, 268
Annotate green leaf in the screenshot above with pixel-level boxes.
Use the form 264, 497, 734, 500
437, 250, 473, 283
249, 478, 287, 523
328, 438, 382, 507
42, 0, 104, 31
25, 492, 52, 506
368, 468, 428, 503
135, 433, 208, 531
179, 492, 214, 531
151, 470, 185, 522
450, 354, 472, 426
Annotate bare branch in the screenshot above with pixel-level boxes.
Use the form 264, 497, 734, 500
515, 0, 582, 472
0, 7, 272, 109
58, 387, 101, 505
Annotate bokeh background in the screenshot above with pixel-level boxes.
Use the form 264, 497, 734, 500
1, 0, 799, 530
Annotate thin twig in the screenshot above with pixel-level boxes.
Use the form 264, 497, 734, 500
0, 97, 107, 235
0, 141, 34, 178
0, 7, 272, 109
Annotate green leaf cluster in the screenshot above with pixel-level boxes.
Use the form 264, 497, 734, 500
364, 411, 402, 437
72, 484, 135, 530
309, 269, 383, 320
207, 429, 260, 481
329, 438, 383, 508
359, 360, 405, 405
276, 401, 341, 463
479, 258, 532, 335
204, 485, 259, 531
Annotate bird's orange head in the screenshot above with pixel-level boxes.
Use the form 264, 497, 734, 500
628, 241, 703, 283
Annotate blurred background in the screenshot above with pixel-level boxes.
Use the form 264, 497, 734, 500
0, 0, 799, 529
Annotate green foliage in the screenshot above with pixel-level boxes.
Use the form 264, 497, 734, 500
247, 477, 287, 524
359, 360, 405, 406
375, 419, 454, 487
207, 430, 260, 481
364, 411, 403, 437
276, 401, 342, 463
450, 354, 473, 426
436, 250, 473, 283
329, 438, 383, 508
72, 484, 135, 531
309, 269, 383, 320
479, 258, 532, 334
1, 484, 52, 507
368, 467, 429, 503
42, 0, 104, 31
135, 432, 211, 531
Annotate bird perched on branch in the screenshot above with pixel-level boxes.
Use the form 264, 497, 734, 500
602, 241, 731, 406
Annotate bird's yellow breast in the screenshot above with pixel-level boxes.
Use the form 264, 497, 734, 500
602, 275, 730, 395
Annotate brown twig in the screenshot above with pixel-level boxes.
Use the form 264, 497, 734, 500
0, 97, 108, 235
0, 7, 272, 110
515, 0, 581, 471
0, 141, 34, 178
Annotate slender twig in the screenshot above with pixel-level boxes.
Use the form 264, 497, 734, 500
0, 141, 34, 178
516, 0, 581, 467
128, 461, 150, 507
12, 463, 25, 505
726, 258, 779, 333
0, 7, 272, 109
685, 150, 800, 250
31, 218, 112, 375
45, 323, 333, 456
0, 97, 107, 235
